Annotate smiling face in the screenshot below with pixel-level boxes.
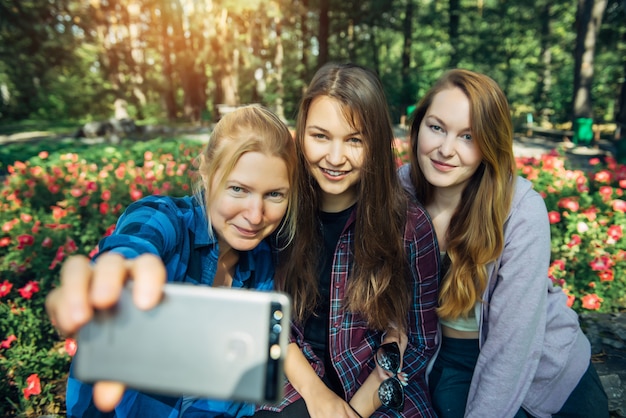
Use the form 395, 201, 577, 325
302, 95, 364, 212
417, 87, 483, 195
209, 151, 290, 253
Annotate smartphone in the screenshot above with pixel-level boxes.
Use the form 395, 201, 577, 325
74, 282, 291, 404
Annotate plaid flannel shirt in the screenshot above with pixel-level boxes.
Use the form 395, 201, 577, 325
259, 199, 440, 417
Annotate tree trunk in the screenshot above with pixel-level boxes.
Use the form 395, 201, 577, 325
274, 14, 285, 121
615, 28, 626, 141
299, 0, 311, 85
572, 0, 608, 120
448, 0, 460, 68
400, 0, 415, 118
534, 2, 553, 125
318, 0, 329, 68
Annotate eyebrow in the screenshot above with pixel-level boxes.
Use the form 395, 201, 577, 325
226, 179, 289, 193
306, 125, 362, 137
425, 115, 471, 133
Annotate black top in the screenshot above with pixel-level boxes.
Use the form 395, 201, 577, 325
303, 204, 354, 396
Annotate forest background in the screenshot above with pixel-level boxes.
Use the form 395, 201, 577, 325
1, 0, 626, 417
0, 0, 625, 137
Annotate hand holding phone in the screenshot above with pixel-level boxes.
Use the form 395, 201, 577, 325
74, 283, 291, 404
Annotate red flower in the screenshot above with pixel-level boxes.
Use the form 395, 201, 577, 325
99, 202, 110, 215
581, 294, 603, 310
65, 338, 78, 356
582, 207, 598, 221
557, 197, 579, 212
20, 213, 33, 223
599, 186, 613, 201
567, 234, 582, 248
65, 238, 78, 253
16, 234, 35, 250
104, 224, 116, 236
0, 237, 10, 247
41, 237, 53, 248
23, 374, 41, 400
607, 225, 623, 242
52, 206, 68, 220
551, 259, 566, 270
547, 211, 561, 224
130, 188, 143, 201
2, 219, 19, 233
613, 199, 626, 213
0, 334, 17, 349
101, 190, 111, 201
589, 256, 614, 271
89, 246, 99, 259
594, 170, 612, 183
562, 289, 575, 308
38, 151, 49, 159
598, 270, 614, 282
18, 281, 39, 299
0, 280, 13, 297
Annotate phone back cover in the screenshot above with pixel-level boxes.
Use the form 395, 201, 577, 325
74, 284, 291, 403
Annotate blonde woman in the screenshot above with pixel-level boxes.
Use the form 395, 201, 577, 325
46, 105, 299, 418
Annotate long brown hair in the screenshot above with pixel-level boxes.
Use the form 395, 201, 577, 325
278, 62, 410, 331
408, 69, 516, 320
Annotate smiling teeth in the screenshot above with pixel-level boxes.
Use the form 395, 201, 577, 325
324, 169, 343, 176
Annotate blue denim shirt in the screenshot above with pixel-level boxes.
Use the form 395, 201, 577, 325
66, 195, 275, 417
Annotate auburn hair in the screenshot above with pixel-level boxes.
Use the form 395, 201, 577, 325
408, 69, 516, 320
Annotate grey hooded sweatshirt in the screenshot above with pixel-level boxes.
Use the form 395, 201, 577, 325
399, 164, 591, 418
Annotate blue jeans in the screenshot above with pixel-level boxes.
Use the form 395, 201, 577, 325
429, 336, 609, 418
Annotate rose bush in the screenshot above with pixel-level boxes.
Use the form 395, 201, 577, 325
0, 138, 204, 416
1, 137, 624, 416
517, 150, 626, 313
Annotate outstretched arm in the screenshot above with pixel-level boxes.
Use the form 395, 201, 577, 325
46, 252, 167, 411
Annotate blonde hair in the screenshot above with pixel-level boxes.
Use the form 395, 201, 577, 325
193, 105, 298, 246
408, 69, 516, 320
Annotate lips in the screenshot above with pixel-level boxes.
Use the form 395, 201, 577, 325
233, 225, 261, 237
431, 159, 456, 171
321, 167, 348, 177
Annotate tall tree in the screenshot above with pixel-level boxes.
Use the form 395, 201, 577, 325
572, 0, 608, 120
318, 0, 330, 68
400, 0, 415, 115
448, 0, 460, 68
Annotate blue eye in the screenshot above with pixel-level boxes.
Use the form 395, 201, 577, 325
267, 191, 287, 203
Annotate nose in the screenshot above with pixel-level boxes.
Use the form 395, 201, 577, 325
326, 140, 346, 166
438, 135, 455, 158
244, 196, 264, 225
